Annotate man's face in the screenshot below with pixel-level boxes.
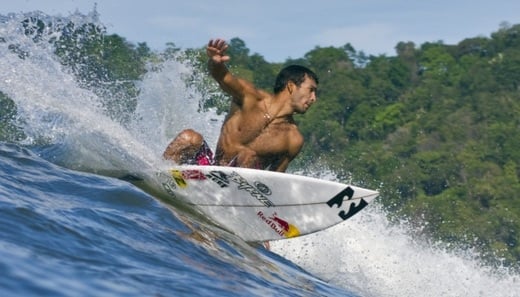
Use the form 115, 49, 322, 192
292, 75, 318, 114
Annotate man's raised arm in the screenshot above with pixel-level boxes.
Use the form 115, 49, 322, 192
207, 38, 256, 103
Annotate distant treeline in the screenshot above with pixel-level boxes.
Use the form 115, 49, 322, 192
1, 17, 519, 269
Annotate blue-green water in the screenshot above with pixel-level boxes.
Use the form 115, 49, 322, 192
1, 10, 518, 297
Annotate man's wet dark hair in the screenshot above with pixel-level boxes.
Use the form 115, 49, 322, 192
273, 65, 319, 94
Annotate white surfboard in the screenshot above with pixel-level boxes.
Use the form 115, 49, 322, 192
153, 165, 379, 242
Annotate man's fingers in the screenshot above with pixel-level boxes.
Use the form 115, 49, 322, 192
207, 38, 229, 60
209, 38, 227, 50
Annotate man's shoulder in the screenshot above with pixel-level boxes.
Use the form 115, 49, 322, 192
250, 88, 272, 101
287, 127, 304, 143
286, 128, 304, 157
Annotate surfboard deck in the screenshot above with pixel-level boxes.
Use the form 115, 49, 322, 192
154, 165, 379, 242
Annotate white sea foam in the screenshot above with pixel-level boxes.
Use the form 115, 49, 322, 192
270, 202, 519, 297
0, 11, 221, 176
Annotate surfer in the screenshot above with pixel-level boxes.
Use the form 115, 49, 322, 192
163, 38, 319, 172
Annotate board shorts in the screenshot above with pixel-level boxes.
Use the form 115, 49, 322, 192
191, 140, 215, 166
191, 141, 262, 169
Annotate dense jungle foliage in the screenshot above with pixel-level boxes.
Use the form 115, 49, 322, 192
1, 17, 519, 269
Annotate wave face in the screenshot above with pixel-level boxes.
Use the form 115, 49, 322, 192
1, 10, 518, 297
0, 142, 352, 297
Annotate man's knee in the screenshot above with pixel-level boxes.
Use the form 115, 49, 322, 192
175, 129, 203, 147
163, 129, 204, 162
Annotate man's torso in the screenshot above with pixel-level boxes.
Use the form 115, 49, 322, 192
214, 99, 301, 170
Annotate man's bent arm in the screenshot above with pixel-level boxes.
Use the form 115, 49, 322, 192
273, 132, 304, 172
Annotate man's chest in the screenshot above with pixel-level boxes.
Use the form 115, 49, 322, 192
247, 123, 296, 155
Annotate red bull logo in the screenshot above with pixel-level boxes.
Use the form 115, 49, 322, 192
257, 211, 300, 238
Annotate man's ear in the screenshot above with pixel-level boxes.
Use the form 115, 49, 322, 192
287, 81, 294, 94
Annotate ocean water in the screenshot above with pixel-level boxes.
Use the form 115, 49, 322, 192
1, 11, 518, 297
0, 142, 351, 297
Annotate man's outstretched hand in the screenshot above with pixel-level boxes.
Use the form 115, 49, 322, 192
207, 38, 230, 64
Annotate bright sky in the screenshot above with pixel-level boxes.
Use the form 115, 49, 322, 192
3, 0, 520, 62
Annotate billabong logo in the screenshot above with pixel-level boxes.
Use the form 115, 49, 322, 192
327, 186, 368, 220
257, 211, 300, 238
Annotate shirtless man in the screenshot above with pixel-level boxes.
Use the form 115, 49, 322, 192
163, 38, 318, 172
